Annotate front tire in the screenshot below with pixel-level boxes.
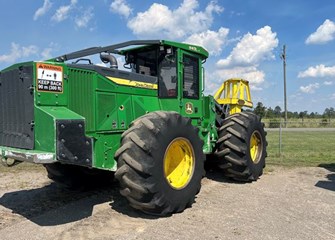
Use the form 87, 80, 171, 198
115, 111, 205, 216
216, 112, 267, 181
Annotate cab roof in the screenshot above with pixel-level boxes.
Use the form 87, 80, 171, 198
52, 40, 209, 62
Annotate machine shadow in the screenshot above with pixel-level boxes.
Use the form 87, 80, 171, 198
315, 163, 335, 192
0, 180, 159, 226
0, 182, 114, 226
204, 161, 250, 184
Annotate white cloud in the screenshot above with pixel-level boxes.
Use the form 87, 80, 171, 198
300, 83, 320, 93
250, 85, 263, 91
41, 48, 53, 59
209, 26, 278, 93
127, 0, 223, 39
217, 26, 278, 68
184, 27, 229, 55
51, 0, 77, 22
324, 81, 333, 86
0, 42, 60, 62
22, 45, 39, 57
204, 66, 265, 96
40, 42, 59, 60
0, 43, 38, 63
75, 7, 94, 28
306, 19, 335, 45
331, 93, 335, 100
110, 0, 132, 18
33, 0, 52, 20
215, 66, 265, 86
298, 64, 335, 78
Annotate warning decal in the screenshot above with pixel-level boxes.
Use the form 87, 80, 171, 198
36, 63, 63, 93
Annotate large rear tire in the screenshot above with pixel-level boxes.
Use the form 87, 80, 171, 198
216, 112, 267, 181
115, 111, 205, 216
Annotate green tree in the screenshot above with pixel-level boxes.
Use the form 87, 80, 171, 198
274, 106, 282, 117
266, 107, 275, 118
323, 107, 335, 121
253, 102, 266, 118
287, 111, 294, 118
299, 111, 308, 123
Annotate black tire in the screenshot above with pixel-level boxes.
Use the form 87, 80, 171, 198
216, 112, 267, 181
44, 163, 114, 189
115, 111, 205, 216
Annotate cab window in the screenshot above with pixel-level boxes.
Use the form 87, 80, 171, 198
183, 55, 199, 99
158, 49, 177, 98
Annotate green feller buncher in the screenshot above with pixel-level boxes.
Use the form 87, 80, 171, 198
0, 40, 267, 216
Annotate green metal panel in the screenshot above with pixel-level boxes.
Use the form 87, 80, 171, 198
132, 95, 160, 118
34, 106, 85, 153
96, 75, 117, 92
117, 94, 133, 130
93, 133, 120, 170
162, 40, 209, 59
201, 96, 218, 153
68, 68, 95, 132
34, 106, 55, 152
96, 92, 118, 131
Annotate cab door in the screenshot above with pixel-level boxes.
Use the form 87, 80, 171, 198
179, 50, 203, 118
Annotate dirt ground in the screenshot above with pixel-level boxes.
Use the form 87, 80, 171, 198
0, 164, 334, 240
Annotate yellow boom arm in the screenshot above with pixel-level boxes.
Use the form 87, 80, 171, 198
214, 78, 253, 114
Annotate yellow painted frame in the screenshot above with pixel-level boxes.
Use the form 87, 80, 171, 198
214, 78, 253, 114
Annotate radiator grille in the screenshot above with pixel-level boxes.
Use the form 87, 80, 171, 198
0, 65, 34, 149
68, 68, 95, 132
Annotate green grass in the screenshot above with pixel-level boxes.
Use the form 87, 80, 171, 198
263, 118, 335, 128
266, 130, 335, 167
1, 130, 334, 173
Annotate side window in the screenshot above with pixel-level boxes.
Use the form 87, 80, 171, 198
135, 49, 157, 76
183, 55, 199, 99
158, 51, 177, 98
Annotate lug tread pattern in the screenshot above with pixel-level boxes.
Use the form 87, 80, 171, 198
215, 112, 267, 181
114, 111, 205, 216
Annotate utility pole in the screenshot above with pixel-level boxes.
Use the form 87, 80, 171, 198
281, 45, 287, 127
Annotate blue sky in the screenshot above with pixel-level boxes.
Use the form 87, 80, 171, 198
0, 0, 335, 114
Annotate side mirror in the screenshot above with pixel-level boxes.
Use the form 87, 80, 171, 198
165, 54, 175, 63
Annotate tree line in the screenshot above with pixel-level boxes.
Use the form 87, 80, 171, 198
252, 102, 335, 120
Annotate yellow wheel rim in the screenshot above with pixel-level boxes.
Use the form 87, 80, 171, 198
250, 131, 263, 163
164, 138, 195, 190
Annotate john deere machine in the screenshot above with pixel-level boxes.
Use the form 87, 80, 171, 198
0, 40, 267, 216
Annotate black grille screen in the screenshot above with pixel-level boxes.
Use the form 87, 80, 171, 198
0, 65, 34, 149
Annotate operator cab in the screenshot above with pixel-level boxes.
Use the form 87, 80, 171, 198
122, 45, 179, 98
120, 42, 206, 100
53, 40, 208, 100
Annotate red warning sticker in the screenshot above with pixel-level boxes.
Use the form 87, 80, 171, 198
36, 63, 63, 93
